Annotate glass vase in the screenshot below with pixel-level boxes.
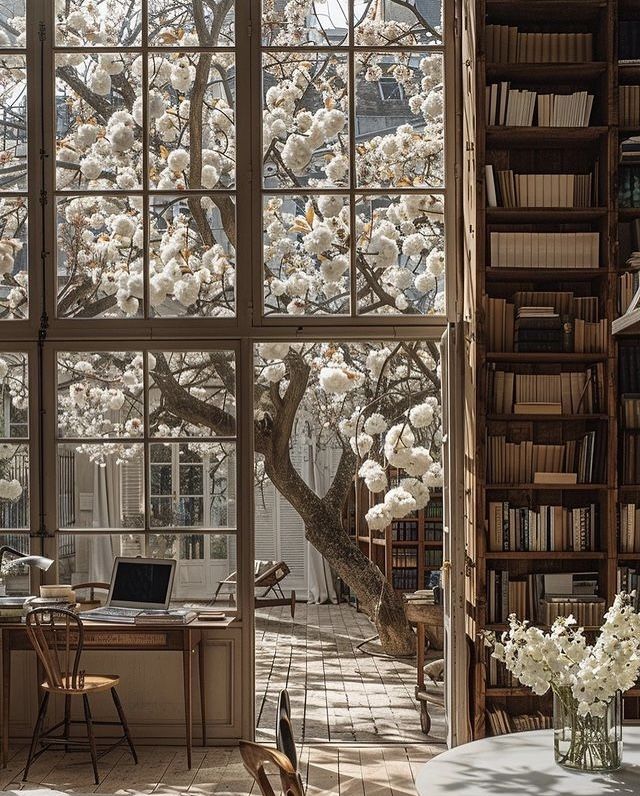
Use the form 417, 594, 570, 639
553, 687, 622, 772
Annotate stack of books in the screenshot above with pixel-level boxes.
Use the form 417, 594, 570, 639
619, 503, 640, 553
485, 26, 594, 62
487, 430, 602, 485
539, 595, 605, 626
489, 232, 600, 269
620, 85, 640, 127
619, 22, 640, 62
488, 501, 598, 552
486, 84, 594, 127
487, 707, 552, 735
487, 571, 540, 622
515, 306, 562, 353
485, 167, 593, 208
620, 137, 640, 208
622, 395, 640, 429
134, 608, 197, 625
405, 589, 436, 606
487, 365, 604, 414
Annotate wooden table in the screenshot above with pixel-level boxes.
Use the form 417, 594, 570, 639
416, 728, 640, 795
405, 601, 444, 734
1, 617, 235, 770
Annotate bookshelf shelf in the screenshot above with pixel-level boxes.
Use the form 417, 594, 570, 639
485, 62, 608, 82
487, 352, 608, 363
486, 484, 608, 491
487, 414, 608, 421
486, 208, 608, 223
619, 209, 640, 220
486, 551, 607, 559
486, 126, 608, 148
485, 0, 607, 21
485, 267, 605, 281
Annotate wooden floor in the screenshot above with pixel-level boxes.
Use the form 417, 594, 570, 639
256, 604, 445, 744
1, 742, 438, 794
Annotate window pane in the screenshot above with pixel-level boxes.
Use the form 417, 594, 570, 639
57, 443, 144, 530
55, 54, 142, 191
263, 195, 350, 316
148, 53, 235, 190
56, 196, 144, 319
262, 0, 348, 47
149, 441, 236, 529
353, 0, 442, 46
148, 351, 236, 437
355, 52, 443, 188
0, 534, 30, 595
262, 52, 348, 189
0, 56, 27, 191
148, 0, 234, 47
57, 533, 145, 584
0, 351, 28, 435
356, 193, 445, 315
0, 196, 27, 319
0, 2, 25, 48
148, 532, 237, 602
57, 352, 144, 439
55, 0, 142, 47
0, 444, 28, 529
149, 195, 235, 317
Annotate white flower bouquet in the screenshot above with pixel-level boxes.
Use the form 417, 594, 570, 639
485, 593, 640, 771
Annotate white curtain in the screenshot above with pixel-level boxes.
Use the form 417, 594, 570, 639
304, 440, 338, 605
90, 459, 118, 582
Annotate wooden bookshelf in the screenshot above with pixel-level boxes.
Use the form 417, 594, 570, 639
342, 477, 443, 600
461, 0, 640, 737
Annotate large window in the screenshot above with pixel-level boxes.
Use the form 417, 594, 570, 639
0, 0, 450, 607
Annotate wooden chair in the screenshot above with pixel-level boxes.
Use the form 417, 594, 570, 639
73, 582, 110, 607
23, 607, 137, 784
276, 689, 298, 772
213, 560, 297, 617
239, 740, 304, 796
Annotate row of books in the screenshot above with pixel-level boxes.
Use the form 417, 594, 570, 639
391, 570, 418, 591
619, 167, 640, 209
392, 521, 419, 541
486, 296, 606, 354
485, 167, 594, 208
425, 527, 443, 542
622, 434, 640, 485
540, 596, 605, 627
486, 431, 602, 485
487, 656, 517, 688
618, 567, 640, 605
622, 396, 640, 430
618, 269, 640, 315
486, 83, 594, 127
619, 503, 640, 553
425, 550, 443, 568
489, 232, 600, 269
486, 707, 552, 737
488, 571, 531, 622
488, 501, 598, 552
620, 85, 640, 127
485, 25, 594, 63
392, 551, 418, 567
620, 345, 640, 394
620, 22, 640, 62
487, 365, 604, 415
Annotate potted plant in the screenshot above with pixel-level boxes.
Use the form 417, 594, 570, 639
485, 593, 640, 772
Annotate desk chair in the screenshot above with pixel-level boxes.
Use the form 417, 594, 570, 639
239, 740, 304, 796
23, 607, 137, 784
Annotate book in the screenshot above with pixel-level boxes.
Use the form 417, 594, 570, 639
533, 472, 578, 485
134, 609, 197, 625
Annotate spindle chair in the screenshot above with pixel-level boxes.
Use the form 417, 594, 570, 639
23, 607, 137, 784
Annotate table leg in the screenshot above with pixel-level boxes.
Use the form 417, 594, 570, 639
198, 639, 207, 747
2, 634, 10, 768
417, 622, 426, 691
183, 646, 193, 769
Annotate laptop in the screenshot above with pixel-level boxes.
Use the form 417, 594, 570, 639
82, 557, 176, 623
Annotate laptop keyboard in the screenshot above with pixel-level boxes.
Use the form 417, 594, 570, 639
92, 607, 141, 617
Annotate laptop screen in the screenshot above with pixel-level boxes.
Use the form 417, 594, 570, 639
109, 558, 176, 609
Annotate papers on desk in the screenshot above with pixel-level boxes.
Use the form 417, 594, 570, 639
134, 608, 197, 625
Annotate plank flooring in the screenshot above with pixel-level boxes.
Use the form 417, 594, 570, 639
255, 604, 446, 744
1, 743, 438, 794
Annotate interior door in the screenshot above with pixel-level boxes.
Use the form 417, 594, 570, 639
441, 323, 470, 747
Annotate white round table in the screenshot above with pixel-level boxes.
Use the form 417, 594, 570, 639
416, 728, 640, 795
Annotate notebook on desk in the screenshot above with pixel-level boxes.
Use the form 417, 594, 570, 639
82, 557, 176, 624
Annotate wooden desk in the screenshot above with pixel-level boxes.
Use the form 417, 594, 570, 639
0, 617, 235, 770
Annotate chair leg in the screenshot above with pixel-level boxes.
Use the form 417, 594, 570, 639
82, 694, 99, 785
111, 687, 138, 764
63, 695, 71, 752
23, 691, 49, 782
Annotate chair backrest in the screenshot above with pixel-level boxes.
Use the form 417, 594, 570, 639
276, 689, 298, 771
255, 561, 290, 587
25, 607, 84, 691
239, 741, 304, 796
73, 582, 109, 604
